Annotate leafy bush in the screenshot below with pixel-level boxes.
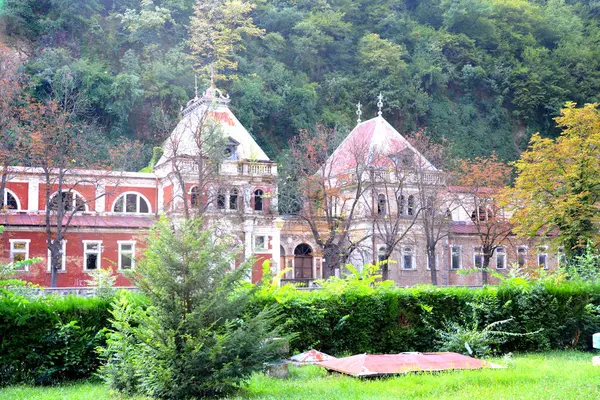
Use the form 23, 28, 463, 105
0, 292, 113, 386
98, 218, 290, 399
253, 275, 600, 357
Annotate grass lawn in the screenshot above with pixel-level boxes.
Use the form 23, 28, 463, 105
1, 351, 599, 399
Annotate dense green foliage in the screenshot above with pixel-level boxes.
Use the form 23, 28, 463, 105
98, 218, 288, 399
1, 278, 599, 388
3, 0, 600, 162
253, 278, 600, 356
0, 293, 112, 386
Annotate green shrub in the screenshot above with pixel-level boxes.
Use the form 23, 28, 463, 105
0, 292, 114, 385
98, 218, 290, 399
252, 278, 600, 356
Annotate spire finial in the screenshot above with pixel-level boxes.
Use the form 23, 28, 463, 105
377, 92, 384, 117
194, 74, 198, 99
210, 64, 215, 89
356, 101, 362, 123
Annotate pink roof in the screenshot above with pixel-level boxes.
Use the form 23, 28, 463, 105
317, 352, 486, 377
325, 116, 436, 175
0, 213, 156, 229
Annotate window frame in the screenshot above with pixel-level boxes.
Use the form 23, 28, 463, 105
2, 189, 21, 211
112, 192, 152, 214
377, 193, 387, 216
473, 246, 484, 269
48, 190, 88, 213
451, 245, 462, 270
253, 189, 264, 211
9, 239, 30, 270
537, 246, 548, 269
82, 240, 103, 271
254, 235, 268, 252
47, 240, 67, 272
517, 246, 528, 267
118, 241, 136, 270
496, 246, 506, 270
401, 246, 415, 270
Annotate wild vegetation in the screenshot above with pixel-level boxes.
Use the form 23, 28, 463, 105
2, 0, 600, 161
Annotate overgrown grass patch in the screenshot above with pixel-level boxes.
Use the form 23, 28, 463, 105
2, 351, 599, 399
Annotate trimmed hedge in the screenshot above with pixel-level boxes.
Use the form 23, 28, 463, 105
1, 281, 599, 386
252, 281, 600, 356
0, 293, 112, 386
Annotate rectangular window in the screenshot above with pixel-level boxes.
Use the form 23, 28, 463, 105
496, 247, 506, 269
426, 253, 437, 270
517, 246, 527, 267
557, 247, 566, 268
473, 247, 484, 269
402, 247, 414, 270
47, 240, 67, 272
451, 246, 462, 270
118, 241, 136, 270
83, 241, 102, 271
254, 235, 267, 251
538, 247, 548, 269
9, 239, 30, 270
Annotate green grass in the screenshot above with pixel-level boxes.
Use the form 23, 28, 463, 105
1, 352, 599, 399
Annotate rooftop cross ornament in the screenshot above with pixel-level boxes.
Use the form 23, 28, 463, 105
377, 92, 384, 117
356, 101, 362, 123
210, 64, 215, 89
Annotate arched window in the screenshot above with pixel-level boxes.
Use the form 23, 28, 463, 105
190, 186, 201, 207
229, 188, 239, 210
1, 189, 19, 210
217, 189, 226, 210
253, 189, 264, 211
294, 244, 313, 279
50, 191, 86, 212
377, 194, 387, 216
113, 192, 151, 214
407, 195, 415, 216
398, 195, 405, 215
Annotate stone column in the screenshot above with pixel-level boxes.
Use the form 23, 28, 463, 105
28, 176, 40, 211
271, 217, 284, 284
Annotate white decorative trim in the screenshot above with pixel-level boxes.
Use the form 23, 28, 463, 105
111, 191, 153, 214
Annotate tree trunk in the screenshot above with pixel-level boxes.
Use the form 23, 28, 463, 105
322, 245, 341, 279
482, 254, 492, 286
428, 247, 438, 286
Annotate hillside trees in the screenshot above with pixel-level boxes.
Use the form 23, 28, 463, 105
0, 44, 27, 211
509, 102, 600, 258
4, 0, 600, 163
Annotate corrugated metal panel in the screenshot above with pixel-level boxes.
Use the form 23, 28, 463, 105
317, 352, 487, 377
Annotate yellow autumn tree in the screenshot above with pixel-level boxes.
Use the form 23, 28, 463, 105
189, 0, 264, 80
509, 102, 600, 257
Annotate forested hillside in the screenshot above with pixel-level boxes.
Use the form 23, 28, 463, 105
2, 0, 600, 165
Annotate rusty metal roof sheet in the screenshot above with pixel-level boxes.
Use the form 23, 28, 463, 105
290, 349, 336, 364
317, 352, 487, 377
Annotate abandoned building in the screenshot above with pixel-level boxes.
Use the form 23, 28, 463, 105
0, 83, 560, 288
